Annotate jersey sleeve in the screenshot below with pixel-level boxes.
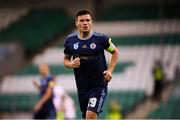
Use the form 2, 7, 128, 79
103, 35, 116, 54
48, 76, 56, 88
49, 81, 55, 88
63, 38, 72, 55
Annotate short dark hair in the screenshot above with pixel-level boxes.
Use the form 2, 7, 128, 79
76, 10, 91, 18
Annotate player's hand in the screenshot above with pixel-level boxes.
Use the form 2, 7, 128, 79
32, 80, 38, 86
103, 70, 112, 82
33, 102, 42, 112
71, 57, 80, 68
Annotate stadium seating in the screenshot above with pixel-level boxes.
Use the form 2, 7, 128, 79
1, 1, 180, 119
97, 3, 180, 21
0, 91, 145, 119
0, 93, 38, 112
0, 8, 28, 30
15, 62, 134, 75
112, 35, 180, 46
1, 44, 179, 118
0, 9, 73, 56
147, 96, 180, 119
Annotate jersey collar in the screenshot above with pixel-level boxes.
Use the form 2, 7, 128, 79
77, 31, 93, 40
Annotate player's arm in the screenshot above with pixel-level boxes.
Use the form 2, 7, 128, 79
34, 80, 55, 112
32, 80, 40, 90
63, 54, 80, 68
106, 38, 119, 73
104, 38, 119, 82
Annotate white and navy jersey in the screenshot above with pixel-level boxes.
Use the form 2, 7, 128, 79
64, 31, 110, 92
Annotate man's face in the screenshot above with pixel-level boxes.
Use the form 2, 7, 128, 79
39, 64, 49, 76
76, 14, 92, 33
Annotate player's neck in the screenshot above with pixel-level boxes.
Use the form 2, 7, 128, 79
78, 31, 93, 40
42, 73, 50, 77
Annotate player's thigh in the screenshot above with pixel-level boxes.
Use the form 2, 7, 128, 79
78, 93, 89, 118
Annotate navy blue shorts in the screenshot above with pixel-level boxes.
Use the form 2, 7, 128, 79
78, 87, 107, 118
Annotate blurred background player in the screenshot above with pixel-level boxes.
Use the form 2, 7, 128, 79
32, 64, 56, 119
53, 83, 76, 120
152, 60, 165, 101
106, 99, 123, 120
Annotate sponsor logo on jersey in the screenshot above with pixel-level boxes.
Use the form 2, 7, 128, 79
73, 42, 79, 50
90, 43, 96, 49
82, 44, 87, 48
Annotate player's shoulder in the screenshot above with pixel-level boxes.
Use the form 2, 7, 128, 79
93, 31, 109, 43
93, 31, 108, 36
47, 75, 55, 80
93, 31, 109, 38
64, 32, 78, 43
67, 32, 78, 38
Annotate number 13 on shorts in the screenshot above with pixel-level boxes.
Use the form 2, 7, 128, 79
88, 97, 97, 108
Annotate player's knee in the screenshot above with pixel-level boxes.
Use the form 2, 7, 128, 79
85, 110, 97, 120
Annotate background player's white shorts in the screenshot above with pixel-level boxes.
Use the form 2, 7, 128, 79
64, 96, 76, 119
53, 85, 76, 119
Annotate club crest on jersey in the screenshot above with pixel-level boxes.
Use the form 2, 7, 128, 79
90, 43, 96, 49
73, 42, 79, 50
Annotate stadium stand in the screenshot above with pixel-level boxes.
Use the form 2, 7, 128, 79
0, 93, 38, 112
147, 76, 180, 119
147, 96, 180, 119
1, 44, 179, 118
14, 62, 134, 75
0, 91, 145, 119
0, 8, 28, 30
0, 9, 73, 57
0, 0, 180, 119
112, 35, 180, 45
97, 3, 180, 21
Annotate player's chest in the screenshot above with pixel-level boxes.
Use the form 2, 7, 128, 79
70, 40, 102, 54
40, 79, 48, 87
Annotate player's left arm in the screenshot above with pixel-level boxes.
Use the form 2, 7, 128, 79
34, 79, 55, 112
104, 38, 119, 82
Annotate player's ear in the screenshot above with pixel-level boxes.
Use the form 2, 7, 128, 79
75, 19, 78, 27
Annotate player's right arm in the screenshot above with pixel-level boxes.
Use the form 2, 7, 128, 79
34, 78, 56, 112
63, 54, 80, 68
63, 36, 80, 68
32, 80, 40, 90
